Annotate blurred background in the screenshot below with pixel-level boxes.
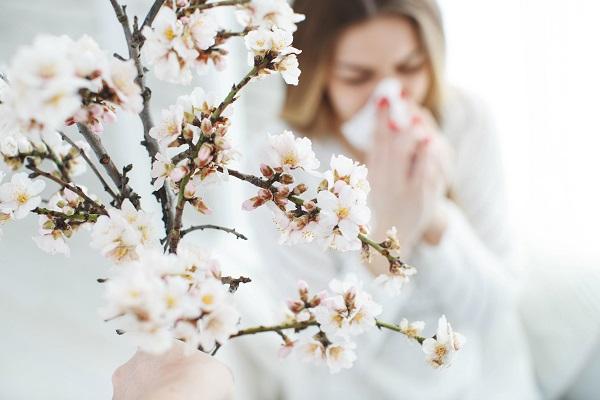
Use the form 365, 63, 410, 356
1, 0, 599, 399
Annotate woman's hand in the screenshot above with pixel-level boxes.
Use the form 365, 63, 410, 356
366, 99, 452, 271
112, 340, 234, 400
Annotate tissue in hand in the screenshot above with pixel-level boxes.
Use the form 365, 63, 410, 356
340, 78, 411, 150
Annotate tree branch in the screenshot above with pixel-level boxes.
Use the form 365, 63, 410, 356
141, 0, 166, 34
230, 320, 318, 339
182, 224, 248, 240
375, 319, 426, 345
26, 164, 108, 215
58, 131, 119, 204
33, 207, 102, 223
220, 275, 252, 293
220, 166, 411, 270
229, 319, 426, 345
108, 0, 174, 235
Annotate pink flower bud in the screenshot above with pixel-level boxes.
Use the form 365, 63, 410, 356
287, 299, 304, 313
304, 200, 317, 212
280, 173, 294, 185
193, 198, 212, 215
103, 109, 118, 124
276, 186, 290, 197
170, 166, 188, 183
201, 118, 213, 135
196, 143, 214, 167
293, 183, 307, 195
258, 188, 273, 201
260, 163, 274, 178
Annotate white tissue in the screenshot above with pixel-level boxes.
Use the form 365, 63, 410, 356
340, 78, 411, 150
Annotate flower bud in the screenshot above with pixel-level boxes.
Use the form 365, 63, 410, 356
260, 163, 274, 178
287, 299, 304, 313
196, 143, 214, 167
42, 220, 55, 230
0, 137, 18, 157
276, 185, 290, 197
200, 118, 213, 135
258, 188, 273, 201
304, 200, 317, 212
192, 198, 212, 215
317, 179, 329, 192
293, 183, 307, 195
280, 173, 294, 185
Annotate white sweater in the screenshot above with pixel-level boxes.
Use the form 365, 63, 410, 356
218, 88, 542, 400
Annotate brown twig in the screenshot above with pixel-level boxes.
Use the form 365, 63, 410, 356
33, 207, 102, 223
141, 0, 166, 34
26, 165, 108, 215
220, 275, 252, 293
58, 131, 119, 204
182, 224, 248, 240
227, 318, 425, 345
108, 0, 174, 235
168, 59, 271, 253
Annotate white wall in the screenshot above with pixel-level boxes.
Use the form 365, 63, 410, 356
439, 0, 600, 267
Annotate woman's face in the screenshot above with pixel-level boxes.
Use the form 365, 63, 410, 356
327, 15, 431, 123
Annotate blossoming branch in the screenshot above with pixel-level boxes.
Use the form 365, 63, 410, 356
0, 0, 465, 374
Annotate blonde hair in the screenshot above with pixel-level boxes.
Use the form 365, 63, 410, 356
282, 0, 447, 137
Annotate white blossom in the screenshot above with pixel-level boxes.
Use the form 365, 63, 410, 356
316, 183, 371, 251
33, 215, 71, 256
3, 35, 141, 136
142, 6, 196, 84
325, 154, 370, 199
90, 199, 160, 263
244, 28, 300, 66
195, 278, 228, 312
399, 318, 425, 339
150, 105, 185, 149
266, 130, 319, 172
236, 0, 305, 33
185, 9, 219, 51
69, 35, 108, 83
314, 277, 382, 339
297, 338, 325, 365
421, 315, 466, 368
102, 253, 170, 323
197, 304, 240, 351
0, 172, 45, 219
276, 54, 300, 85
271, 206, 323, 245
176, 240, 222, 281
151, 152, 189, 190
373, 267, 417, 297
325, 340, 357, 373
142, 6, 224, 83
107, 59, 143, 113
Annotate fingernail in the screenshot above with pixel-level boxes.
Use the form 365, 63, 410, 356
377, 97, 390, 109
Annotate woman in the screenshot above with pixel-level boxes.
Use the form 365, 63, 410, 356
114, 0, 542, 398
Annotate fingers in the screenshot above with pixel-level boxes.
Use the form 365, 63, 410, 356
366, 98, 393, 186
408, 136, 431, 180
